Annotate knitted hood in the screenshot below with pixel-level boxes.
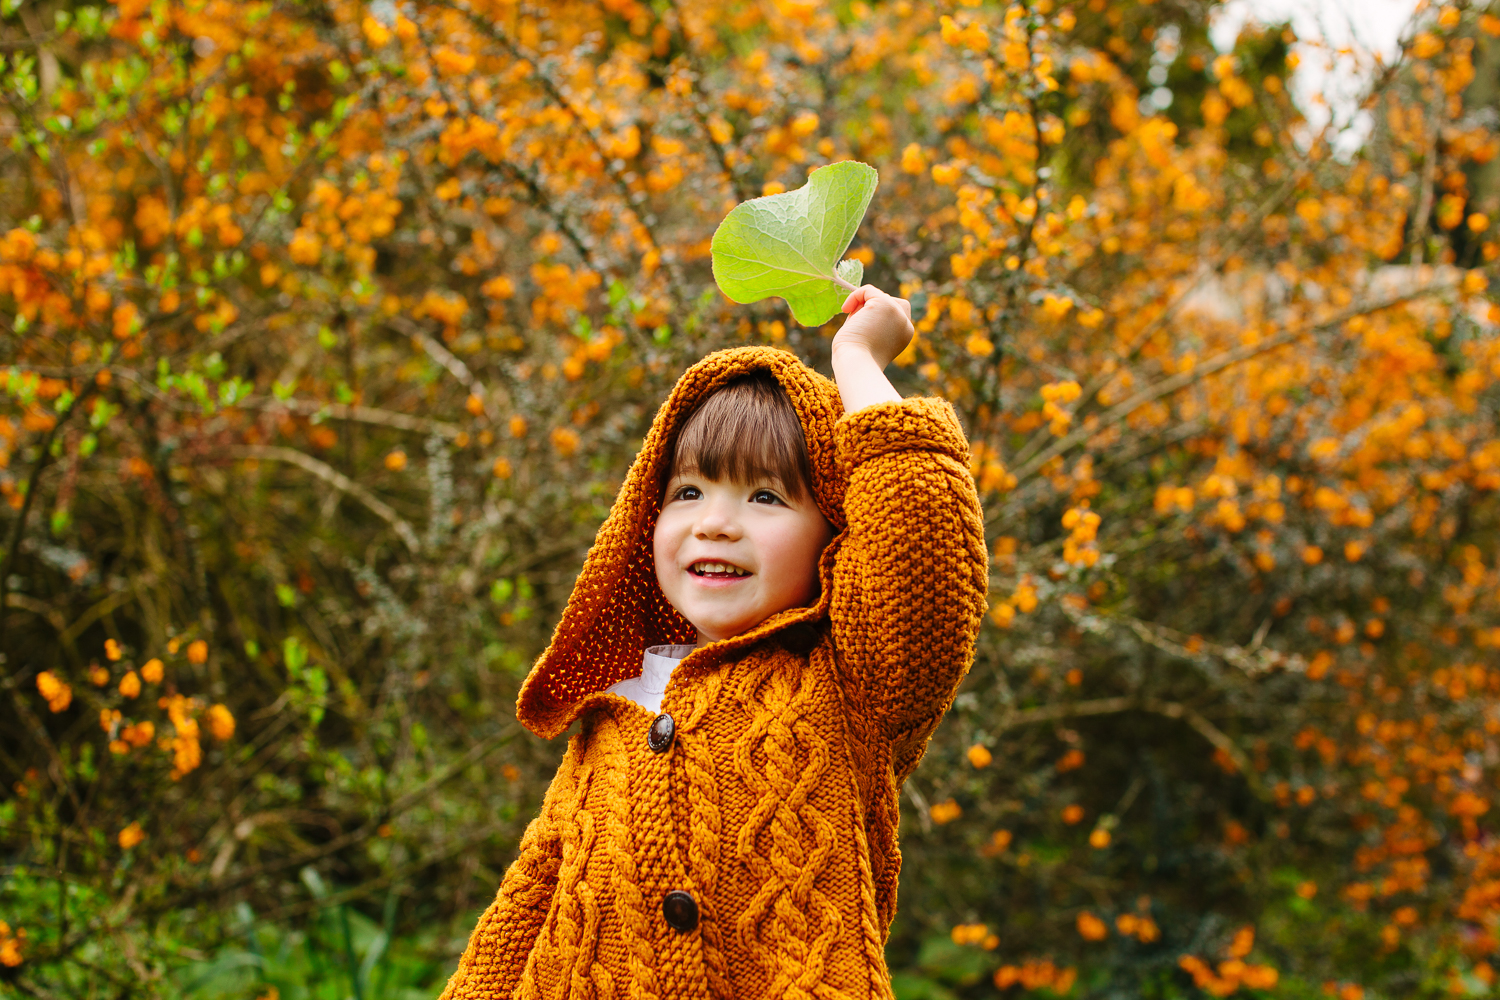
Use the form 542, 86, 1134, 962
516, 346, 849, 738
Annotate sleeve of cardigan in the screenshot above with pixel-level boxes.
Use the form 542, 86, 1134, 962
829, 396, 988, 776
437, 784, 564, 999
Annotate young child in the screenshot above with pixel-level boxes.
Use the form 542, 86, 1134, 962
440, 286, 987, 1000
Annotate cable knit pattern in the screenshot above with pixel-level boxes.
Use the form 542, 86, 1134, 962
730, 650, 847, 999
597, 715, 660, 1000
439, 347, 986, 1000
680, 719, 733, 1000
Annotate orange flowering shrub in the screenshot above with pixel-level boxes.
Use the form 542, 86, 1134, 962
0, 922, 26, 968
994, 958, 1077, 993
1, 0, 1499, 993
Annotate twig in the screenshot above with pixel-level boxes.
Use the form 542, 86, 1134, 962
5, 592, 66, 632
1409, 90, 1444, 266
255, 825, 501, 922
8, 364, 459, 440
1000, 280, 1459, 499
0, 380, 92, 667
903, 780, 933, 834
1, 669, 83, 813
428, 0, 686, 301
223, 446, 421, 553
59, 586, 137, 647
240, 395, 464, 440
385, 316, 511, 420
1110, 610, 1294, 678
1008, 168, 1308, 472
178, 726, 518, 901
998, 696, 1264, 798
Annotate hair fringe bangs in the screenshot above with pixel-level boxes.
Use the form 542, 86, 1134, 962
668, 371, 814, 500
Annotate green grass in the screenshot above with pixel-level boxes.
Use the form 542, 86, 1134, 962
173, 890, 457, 1000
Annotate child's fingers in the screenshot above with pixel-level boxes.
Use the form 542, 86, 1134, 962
843, 284, 908, 315
841, 285, 874, 314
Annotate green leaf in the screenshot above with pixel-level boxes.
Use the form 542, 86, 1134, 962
283, 635, 307, 671
709, 159, 877, 326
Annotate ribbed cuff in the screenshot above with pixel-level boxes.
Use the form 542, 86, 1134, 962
834, 396, 969, 470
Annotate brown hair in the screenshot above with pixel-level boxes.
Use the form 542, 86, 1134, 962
666, 370, 815, 501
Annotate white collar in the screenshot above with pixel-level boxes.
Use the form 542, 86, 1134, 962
638, 643, 695, 693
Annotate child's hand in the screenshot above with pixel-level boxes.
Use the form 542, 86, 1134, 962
829, 285, 910, 413
834, 285, 914, 370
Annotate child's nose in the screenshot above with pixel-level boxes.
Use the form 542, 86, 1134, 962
693, 500, 742, 540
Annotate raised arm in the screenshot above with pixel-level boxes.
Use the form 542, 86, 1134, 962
830, 284, 909, 413
829, 287, 989, 778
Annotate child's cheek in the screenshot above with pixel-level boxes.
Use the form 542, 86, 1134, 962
651, 515, 680, 594
761, 538, 814, 610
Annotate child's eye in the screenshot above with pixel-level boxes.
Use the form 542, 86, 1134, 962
750, 489, 785, 506
673, 485, 702, 501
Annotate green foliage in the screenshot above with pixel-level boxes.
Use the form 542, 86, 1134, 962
173, 893, 451, 1000
711, 160, 876, 325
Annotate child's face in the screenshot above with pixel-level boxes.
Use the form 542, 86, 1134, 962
654, 471, 833, 645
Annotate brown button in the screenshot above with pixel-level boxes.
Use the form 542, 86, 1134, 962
647, 712, 675, 753
662, 890, 698, 932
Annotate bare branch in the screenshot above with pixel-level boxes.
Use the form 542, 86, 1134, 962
181, 726, 518, 901
1108, 609, 1299, 678
427, 0, 686, 299
0, 381, 93, 662
1000, 696, 1135, 728
241, 396, 464, 440
223, 446, 421, 554
385, 316, 508, 420
998, 696, 1265, 798
1001, 280, 1460, 496
60, 586, 140, 647
0, 365, 465, 441
1410, 91, 1444, 266
5, 593, 66, 632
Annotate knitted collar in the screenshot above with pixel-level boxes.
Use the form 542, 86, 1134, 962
516, 346, 848, 739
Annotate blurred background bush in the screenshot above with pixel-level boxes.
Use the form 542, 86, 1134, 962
5, 0, 1500, 997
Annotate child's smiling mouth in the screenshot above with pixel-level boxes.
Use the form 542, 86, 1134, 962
688, 561, 751, 579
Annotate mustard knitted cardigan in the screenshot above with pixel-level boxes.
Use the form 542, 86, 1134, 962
440, 347, 987, 1000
